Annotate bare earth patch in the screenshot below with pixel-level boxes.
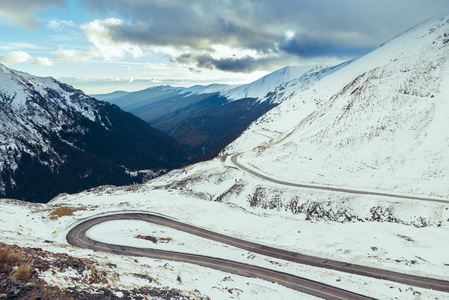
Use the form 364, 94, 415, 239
48, 207, 86, 220
136, 235, 172, 244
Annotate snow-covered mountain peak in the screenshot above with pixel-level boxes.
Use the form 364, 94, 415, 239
0, 64, 101, 126
195, 83, 237, 95
1, 63, 10, 74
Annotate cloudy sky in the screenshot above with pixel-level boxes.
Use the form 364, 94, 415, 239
1, 0, 448, 94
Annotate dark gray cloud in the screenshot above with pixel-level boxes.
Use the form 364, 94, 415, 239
174, 53, 286, 73
80, 0, 449, 72
279, 36, 374, 59
0, 0, 67, 29
81, 0, 279, 51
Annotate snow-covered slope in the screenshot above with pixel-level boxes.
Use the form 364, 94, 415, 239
195, 83, 237, 94
220, 65, 326, 102
225, 12, 449, 198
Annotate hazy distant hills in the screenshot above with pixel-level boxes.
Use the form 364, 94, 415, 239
0, 64, 189, 203
93, 65, 340, 157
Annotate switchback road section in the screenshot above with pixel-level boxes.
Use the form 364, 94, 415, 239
67, 213, 449, 299
231, 154, 449, 204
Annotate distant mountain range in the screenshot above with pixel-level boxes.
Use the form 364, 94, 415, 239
92, 65, 343, 157
0, 64, 189, 203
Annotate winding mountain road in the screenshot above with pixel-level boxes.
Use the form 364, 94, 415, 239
231, 154, 449, 204
67, 213, 449, 299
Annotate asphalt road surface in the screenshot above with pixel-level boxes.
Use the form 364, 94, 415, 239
67, 213, 449, 299
231, 154, 449, 204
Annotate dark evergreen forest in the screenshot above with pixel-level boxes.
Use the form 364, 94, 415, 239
0, 103, 189, 203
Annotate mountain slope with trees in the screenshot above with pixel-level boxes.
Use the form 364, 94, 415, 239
0, 64, 189, 203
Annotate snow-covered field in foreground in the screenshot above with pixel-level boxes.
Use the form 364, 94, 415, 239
1, 157, 449, 300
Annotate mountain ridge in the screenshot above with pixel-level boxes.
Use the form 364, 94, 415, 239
0, 64, 189, 202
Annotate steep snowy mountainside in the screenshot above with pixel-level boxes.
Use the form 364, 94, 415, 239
258, 61, 351, 104
195, 83, 237, 94
220, 65, 326, 102
227, 12, 449, 198
0, 64, 188, 202
0, 64, 103, 169
222, 61, 351, 153
0, 65, 100, 126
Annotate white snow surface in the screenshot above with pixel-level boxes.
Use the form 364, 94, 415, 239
220, 65, 329, 102
195, 83, 237, 95
1, 167, 448, 300
0, 64, 98, 124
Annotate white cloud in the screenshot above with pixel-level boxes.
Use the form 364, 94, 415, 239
51, 18, 145, 63
52, 47, 93, 61
285, 30, 295, 41
210, 45, 262, 59
0, 51, 53, 66
80, 18, 144, 61
0, 51, 33, 64
0, 43, 47, 51
47, 19, 76, 30
33, 57, 53, 66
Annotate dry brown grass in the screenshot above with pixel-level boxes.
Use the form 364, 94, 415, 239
49, 207, 86, 220
136, 235, 158, 243
82, 265, 108, 285
397, 234, 415, 242
0, 245, 22, 273
13, 261, 32, 281
136, 235, 172, 244
159, 237, 172, 243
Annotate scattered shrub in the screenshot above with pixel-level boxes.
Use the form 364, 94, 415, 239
13, 261, 32, 281
159, 237, 172, 243
0, 245, 22, 273
49, 207, 86, 220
